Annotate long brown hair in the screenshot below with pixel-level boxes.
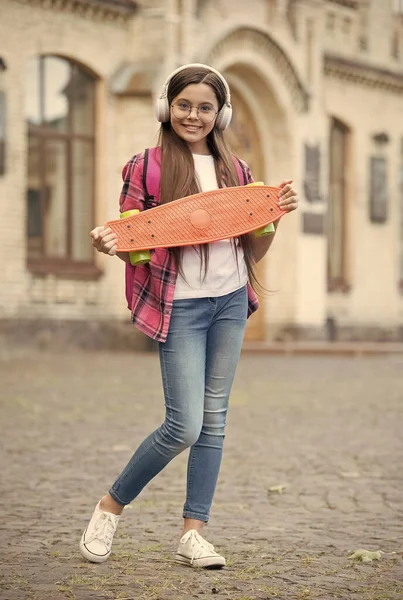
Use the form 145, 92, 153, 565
158, 65, 258, 289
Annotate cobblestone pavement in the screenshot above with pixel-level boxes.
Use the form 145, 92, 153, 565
0, 349, 402, 600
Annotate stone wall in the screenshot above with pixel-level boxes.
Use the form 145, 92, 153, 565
1, 0, 402, 344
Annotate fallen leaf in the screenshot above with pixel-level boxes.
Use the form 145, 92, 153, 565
348, 549, 384, 563
268, 485, 287, 494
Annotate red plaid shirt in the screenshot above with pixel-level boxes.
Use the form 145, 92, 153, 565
119, 150, 259, 342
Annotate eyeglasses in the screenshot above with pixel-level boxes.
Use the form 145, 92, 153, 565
171, 101, 218, 124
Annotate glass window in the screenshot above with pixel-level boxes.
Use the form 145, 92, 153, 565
43, 56, 70, 132
43, 138, 68, 259
71, 140, 94, 262
328, 118, 349, 291
70, 65, 95, 136
25, 55, 96, 270
27, 135, 43, 258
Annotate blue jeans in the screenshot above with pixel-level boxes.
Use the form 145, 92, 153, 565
109, 285, 248, 522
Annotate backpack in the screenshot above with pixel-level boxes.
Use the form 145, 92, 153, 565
124, 147, 250, 310
141, 146, 249, 208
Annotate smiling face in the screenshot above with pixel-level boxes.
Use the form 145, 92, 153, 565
170, 83, 219, 155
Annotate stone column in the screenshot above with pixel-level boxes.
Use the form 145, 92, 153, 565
292, 0, 328, 340
179, 0, 196, 64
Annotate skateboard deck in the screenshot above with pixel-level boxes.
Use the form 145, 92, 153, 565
106, 185, 284, 253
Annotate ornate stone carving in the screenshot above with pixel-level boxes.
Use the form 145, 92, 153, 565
15, 0, 137, 20
325, 54, 403, 94
327, 0, 358, 9
206, 27, 310, 113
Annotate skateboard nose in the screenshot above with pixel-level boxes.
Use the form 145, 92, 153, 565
190, 208, 212, 229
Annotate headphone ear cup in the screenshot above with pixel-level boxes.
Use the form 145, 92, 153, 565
156, 96, 170, 123
215, 104, 232, 130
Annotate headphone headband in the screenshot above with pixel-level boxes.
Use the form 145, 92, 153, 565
159, 63, 231, 102
156, 63, 232, 130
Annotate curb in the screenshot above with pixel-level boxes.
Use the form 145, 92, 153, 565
241, 342, 403, 356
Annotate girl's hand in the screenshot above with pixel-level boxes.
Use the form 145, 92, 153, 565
278, 179, 298, 212
90, 226, 118, 256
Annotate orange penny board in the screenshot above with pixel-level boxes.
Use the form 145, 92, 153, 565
106, 185, 284, 252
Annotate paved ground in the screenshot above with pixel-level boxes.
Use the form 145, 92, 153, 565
0, 348, 402, 600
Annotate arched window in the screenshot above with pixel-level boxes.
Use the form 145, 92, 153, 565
328, 117, 350, 292
25, 55, 97, 275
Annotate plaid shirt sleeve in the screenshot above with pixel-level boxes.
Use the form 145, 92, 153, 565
119, 154, 145, 214
118, 151, 178, 342
121, 151, 259, 341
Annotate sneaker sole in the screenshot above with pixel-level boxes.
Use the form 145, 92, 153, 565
79, 529, 111, 564
175, 553, 225, 569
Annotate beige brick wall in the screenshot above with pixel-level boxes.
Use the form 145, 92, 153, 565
1, 0, 402, 341
0, 0, 149, 320
324, 76, 403, 329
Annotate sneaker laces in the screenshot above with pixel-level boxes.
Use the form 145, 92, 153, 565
87, 511, 119, 546
183, 530, 218, 565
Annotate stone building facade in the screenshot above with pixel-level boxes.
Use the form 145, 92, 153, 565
1, 0, 403, 346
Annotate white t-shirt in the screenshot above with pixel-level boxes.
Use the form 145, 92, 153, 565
173, 153, 248, 300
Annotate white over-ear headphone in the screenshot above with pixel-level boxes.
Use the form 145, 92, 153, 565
156, 63, 233, 131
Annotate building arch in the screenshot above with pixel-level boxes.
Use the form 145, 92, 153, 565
202, 25, 310, 114
200, 29, 301, 339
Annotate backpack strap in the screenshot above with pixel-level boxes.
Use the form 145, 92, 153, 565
142, 148, 151, 201
142, 147, 162, 209
232, 156, 248, 186
142, 149, 247, 205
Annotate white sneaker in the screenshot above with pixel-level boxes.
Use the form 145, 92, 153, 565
79, 501, 120, 563
175, 530, 226, 568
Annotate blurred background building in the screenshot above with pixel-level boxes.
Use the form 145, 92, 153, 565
1, 0, 403, 347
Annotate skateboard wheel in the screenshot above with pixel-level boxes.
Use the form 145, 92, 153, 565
129, 251, 151, 266
120, 209, 141, 219
245, 182, 276, 237
254, 223, 275, 237
120, 209, 151, 265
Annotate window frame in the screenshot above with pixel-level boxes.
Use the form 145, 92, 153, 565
26, 55, 100, 279
327, 117, 351, 293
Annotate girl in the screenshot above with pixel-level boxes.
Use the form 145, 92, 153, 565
81, 64, 298, 568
